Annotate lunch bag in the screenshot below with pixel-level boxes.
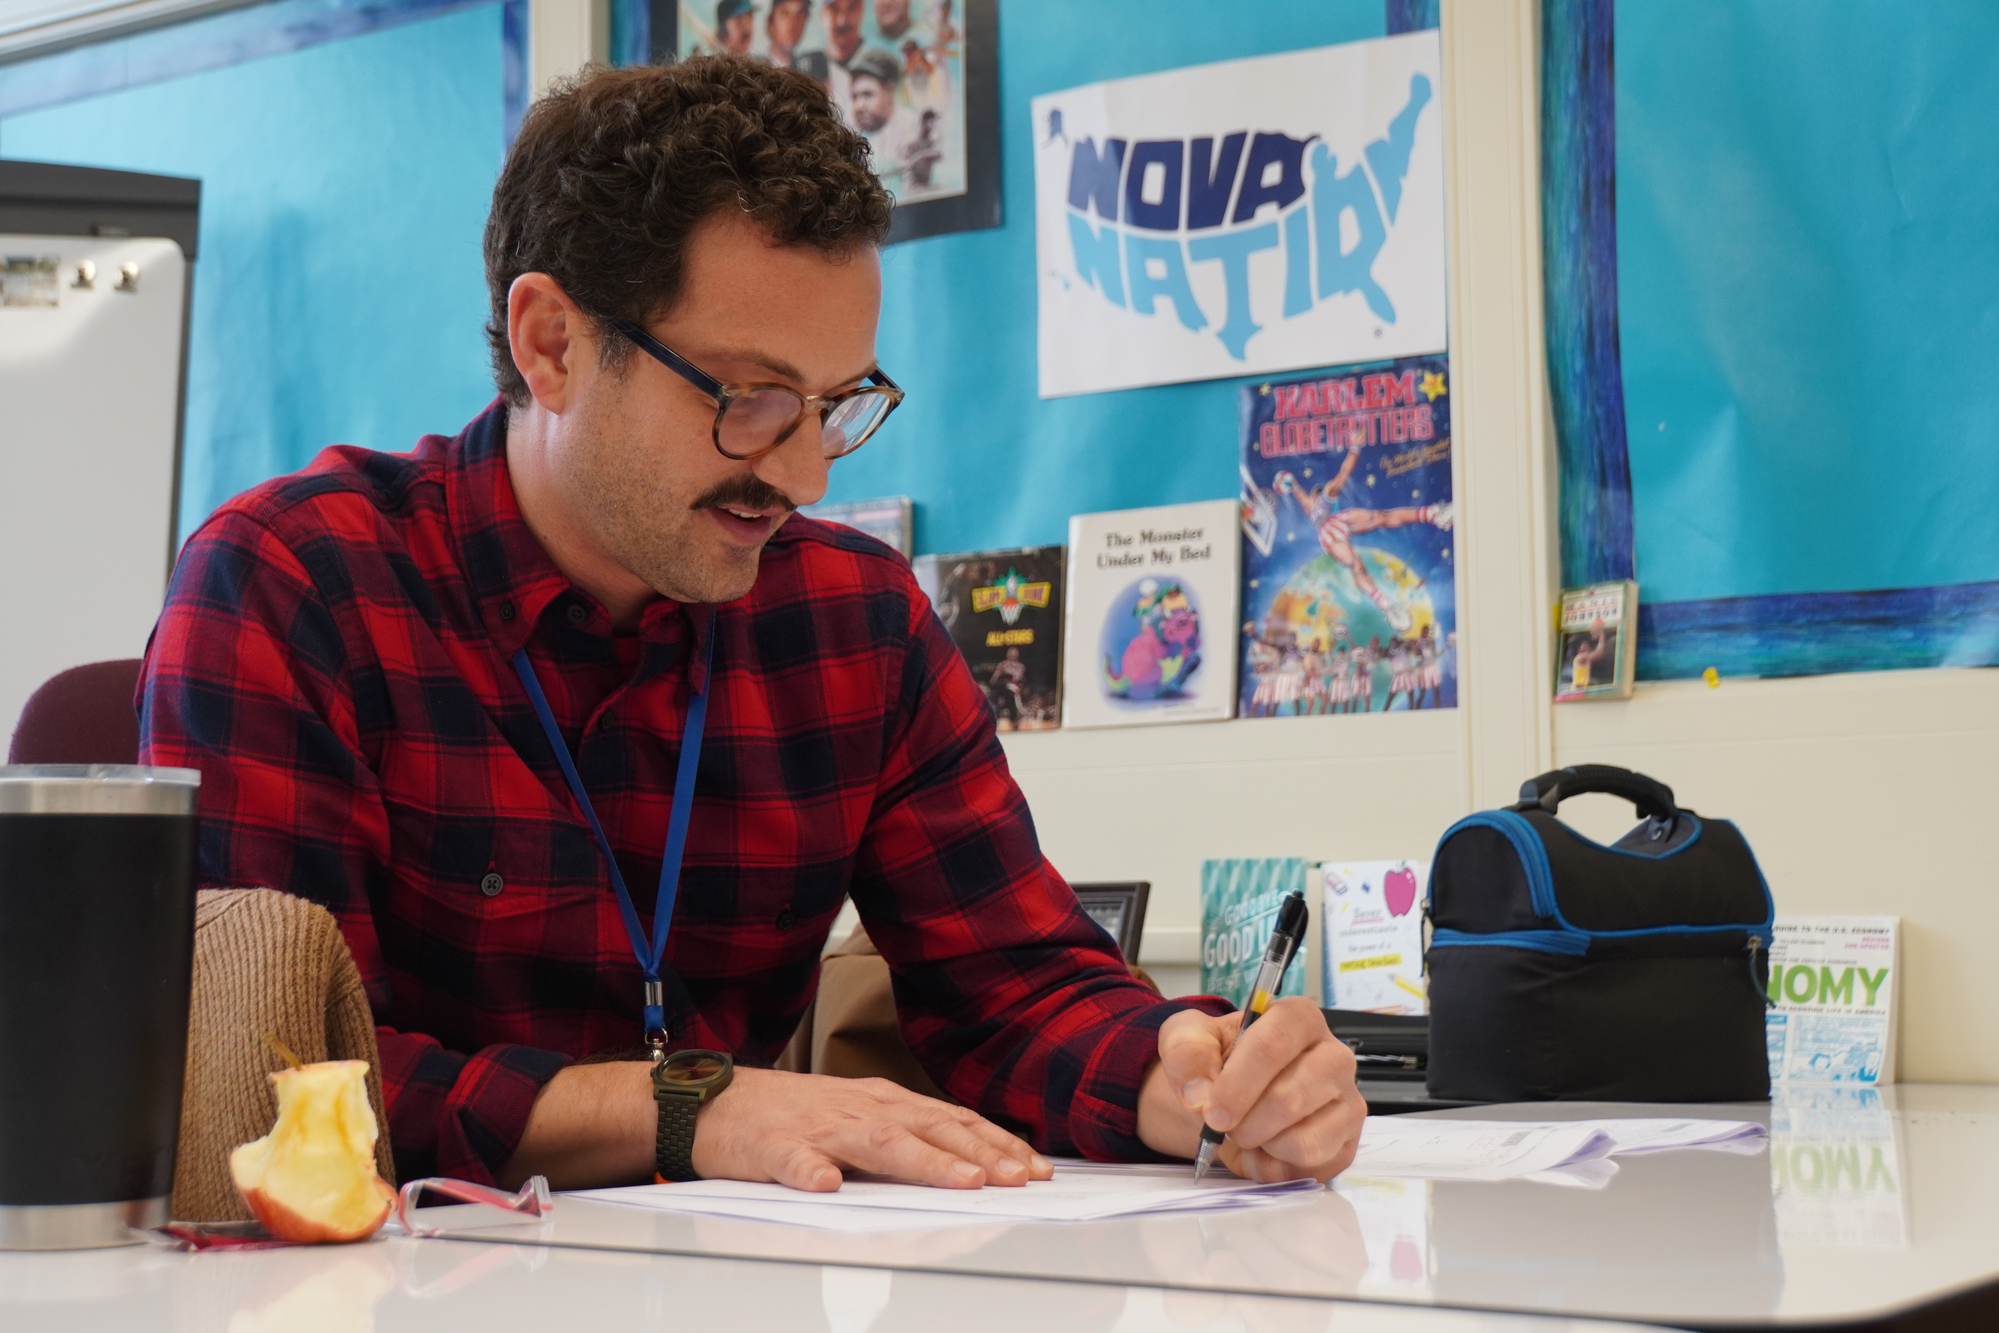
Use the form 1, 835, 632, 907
1425, 765, 1774, 1103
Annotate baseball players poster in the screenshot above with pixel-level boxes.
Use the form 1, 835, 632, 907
1032, 32, 1447, 398
1238, 354, 1457, 716
678, 0, 969, 206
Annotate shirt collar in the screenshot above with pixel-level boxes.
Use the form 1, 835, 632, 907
439, 400, 717, 689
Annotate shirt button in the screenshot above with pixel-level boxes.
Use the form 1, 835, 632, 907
598, 712, 614, 732
499, 602, 516, 622
480, 872, 505, 897
776, 910, 798, 930
567, 602, 589, 625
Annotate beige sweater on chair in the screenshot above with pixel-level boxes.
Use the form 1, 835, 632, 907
171, 889, 395, 1222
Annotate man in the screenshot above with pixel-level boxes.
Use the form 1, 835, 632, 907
984, 646, 1026, 730
846, 47, 927, 193
764, 0, 811, 69
715, 0, 756, 55
822, 0, 864, 65
1274, 452, 1453, 634
1570, 619, 1611, 692
872, 0, 912, 41
139, 58, 1363, 1194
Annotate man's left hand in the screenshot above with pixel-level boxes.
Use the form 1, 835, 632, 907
1136, 998, 1365, 1182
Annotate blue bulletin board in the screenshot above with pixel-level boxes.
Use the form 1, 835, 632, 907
1, 0, 520, 544
809, 0, 1416, 556
3, 0, 1427, 551
1545, 0, 1999, 680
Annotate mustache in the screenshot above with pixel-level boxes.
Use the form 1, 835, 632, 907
691, 475, 796, 514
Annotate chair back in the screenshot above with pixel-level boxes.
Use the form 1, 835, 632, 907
7, 659, 143, 765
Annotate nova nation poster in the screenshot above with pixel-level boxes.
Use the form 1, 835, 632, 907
1238, 354, 1457, 716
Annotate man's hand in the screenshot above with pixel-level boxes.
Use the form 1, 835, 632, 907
501, 1063, 1052, 1192
695, 1068, 1052, 1191
1136, 998, 1365, 1182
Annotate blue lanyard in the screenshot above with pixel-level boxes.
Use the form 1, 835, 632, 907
510, 612, 715, 1049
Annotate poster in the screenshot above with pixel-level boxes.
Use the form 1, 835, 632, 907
1031, 33, 1446, 398
676, 0, 970, 207
1200, 858, 1309, 1004
912, 545, 1065, 731
1238, 354, 1457, 716
1322, 860, 1427, 1014
1766, 917, 1899, 1086
1062, 499, 1238, 729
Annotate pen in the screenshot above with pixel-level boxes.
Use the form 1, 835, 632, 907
1193, 889, 1309, 1182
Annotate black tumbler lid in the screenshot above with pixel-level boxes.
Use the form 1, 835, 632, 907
0, 764, 199, 815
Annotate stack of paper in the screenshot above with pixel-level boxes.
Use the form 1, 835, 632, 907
1347, 1117, 1766, 1188
578, 1165, 1322, 1233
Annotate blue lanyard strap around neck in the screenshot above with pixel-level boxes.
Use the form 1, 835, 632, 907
510, 610, 715, 1044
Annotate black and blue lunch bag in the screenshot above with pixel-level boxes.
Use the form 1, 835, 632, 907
1425, 765, 1775, 1103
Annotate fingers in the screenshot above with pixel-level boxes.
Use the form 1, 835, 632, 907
953, 1108, 1055, 1181
767, 1138, 846, 1192
1234, 1096, 1365, 1182
1225, 1035, 1358, 1153
1202, 998, 1335, 1134
799, 1080, 1051, 1190
1157, 1007, 1241, 1119
907, 1110, 1036, 1186
1179, 998, 1364, 1182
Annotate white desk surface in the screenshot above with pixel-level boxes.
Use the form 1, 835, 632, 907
3, 1083, 1991, 1332
0, 1236, 1671, 1333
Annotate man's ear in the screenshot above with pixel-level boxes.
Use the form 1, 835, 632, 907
508, 273, 591, 413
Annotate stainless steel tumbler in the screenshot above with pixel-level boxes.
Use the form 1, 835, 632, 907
0, 765, 199, 1249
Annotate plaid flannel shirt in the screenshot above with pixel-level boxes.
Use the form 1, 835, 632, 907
138, 401, 1222, 1184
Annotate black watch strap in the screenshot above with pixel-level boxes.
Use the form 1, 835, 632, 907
654, 1088, 701, 1182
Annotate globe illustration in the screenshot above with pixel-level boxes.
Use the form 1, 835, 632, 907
1264, 551, 1441, 686
1099, 576, 1204, 703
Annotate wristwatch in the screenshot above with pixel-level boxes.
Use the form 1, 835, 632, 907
652, 1048, 734, 1182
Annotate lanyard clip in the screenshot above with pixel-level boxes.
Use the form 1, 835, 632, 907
644, 979, 668, 1065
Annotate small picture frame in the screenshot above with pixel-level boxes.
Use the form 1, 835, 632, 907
1072, 881, 1151, 963
653, 0, 1001, 245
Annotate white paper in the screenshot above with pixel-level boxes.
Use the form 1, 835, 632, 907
576, 1164, 1322, 1232
1346, 1116, 1767, 1183
1349, 1121, 1617, 1182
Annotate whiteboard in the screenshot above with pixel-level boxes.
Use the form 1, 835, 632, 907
0, 233, 186, 745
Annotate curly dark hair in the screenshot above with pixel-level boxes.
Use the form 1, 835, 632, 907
483, 56, 893, 406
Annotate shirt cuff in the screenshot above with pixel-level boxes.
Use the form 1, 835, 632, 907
1064, 994, 1234, 1163
375, 1028, 571, 1185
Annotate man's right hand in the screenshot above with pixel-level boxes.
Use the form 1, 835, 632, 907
694, 1067, 1053, 1192
500, 1061, 1051, 1192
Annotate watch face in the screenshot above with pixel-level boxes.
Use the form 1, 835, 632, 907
658, 1050, 731, 1089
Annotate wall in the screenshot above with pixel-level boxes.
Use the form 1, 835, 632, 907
0, 2, 507, 546
6, 0, 1992, 1080
1005, 0, 1999, 1086
827, 0, 1390, 558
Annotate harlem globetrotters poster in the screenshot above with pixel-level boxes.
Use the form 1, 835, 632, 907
1032, 33, 1445, 397
1238, 355, 1456, 716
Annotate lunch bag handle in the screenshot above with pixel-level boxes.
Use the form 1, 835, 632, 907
1512, 764, 1679, 822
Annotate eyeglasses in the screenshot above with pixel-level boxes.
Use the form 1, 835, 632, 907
608, 318, 904, 462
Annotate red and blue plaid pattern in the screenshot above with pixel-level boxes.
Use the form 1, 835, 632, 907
139, 402, 1222, 1184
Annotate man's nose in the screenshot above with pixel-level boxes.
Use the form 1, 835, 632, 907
753, 413, 832, 510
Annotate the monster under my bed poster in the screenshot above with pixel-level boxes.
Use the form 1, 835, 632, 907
1237, 354, 1458, 716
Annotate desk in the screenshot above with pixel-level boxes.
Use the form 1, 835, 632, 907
3, 1085, 1993, 1332
0, 1236, 1673, 1333
419, 1084, 1999, 1331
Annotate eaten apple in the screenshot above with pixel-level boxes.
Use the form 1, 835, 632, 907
230, 1059, 395, 1243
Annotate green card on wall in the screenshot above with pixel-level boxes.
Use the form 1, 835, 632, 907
1200, 858, 1310, 1004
